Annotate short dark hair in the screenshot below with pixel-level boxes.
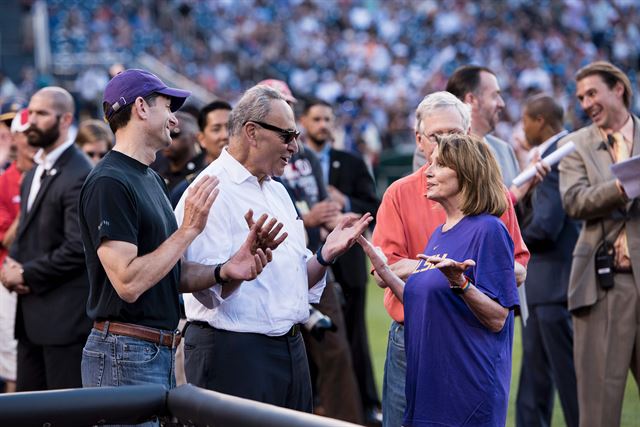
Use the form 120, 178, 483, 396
524, 94, 564, 130
575, 61, 633, 109
303, 98, 332, 115
105, 93, 159, 133
198, 100, 232, 131
446, 65, 495, 101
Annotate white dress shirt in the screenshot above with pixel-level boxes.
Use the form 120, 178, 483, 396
27, 138, 75, 212
174, 148, 326, 336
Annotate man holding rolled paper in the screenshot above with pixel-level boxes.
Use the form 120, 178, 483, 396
559, 61, 640, 427
515, 94, 579, 427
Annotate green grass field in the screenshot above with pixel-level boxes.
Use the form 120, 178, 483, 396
364, 281, 640, 426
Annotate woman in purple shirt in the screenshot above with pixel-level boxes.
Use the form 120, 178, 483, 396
361, 134, 519, 426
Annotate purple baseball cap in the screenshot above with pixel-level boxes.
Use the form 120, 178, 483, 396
102, 69, 191, 121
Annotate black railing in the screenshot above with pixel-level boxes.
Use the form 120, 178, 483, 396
0, 384, 362, 427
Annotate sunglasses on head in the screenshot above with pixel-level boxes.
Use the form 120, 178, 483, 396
247, 120, 300, 145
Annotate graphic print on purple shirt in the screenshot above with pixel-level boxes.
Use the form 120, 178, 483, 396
403, 214, 519, 427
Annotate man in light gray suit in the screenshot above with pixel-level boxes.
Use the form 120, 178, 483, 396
559, 61, 640, 427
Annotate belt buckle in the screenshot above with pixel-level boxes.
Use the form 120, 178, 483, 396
171, 330, 181, 348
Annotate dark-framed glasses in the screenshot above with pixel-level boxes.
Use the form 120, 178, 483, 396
248, 120, 300, 145
86, 151, 107, 159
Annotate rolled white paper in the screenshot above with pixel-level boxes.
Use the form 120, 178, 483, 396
512, 141, 576, 187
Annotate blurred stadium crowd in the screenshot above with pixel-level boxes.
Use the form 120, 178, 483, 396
0, 0, 637, 164
1, 1, 640, 426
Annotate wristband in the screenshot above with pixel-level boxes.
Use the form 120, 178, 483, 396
316, 244, 335, 267
451, 275, 472, 295
214, 262, 229, 285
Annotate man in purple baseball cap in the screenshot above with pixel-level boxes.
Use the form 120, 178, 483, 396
78, 69, 278, 424
102, 68, 190, 122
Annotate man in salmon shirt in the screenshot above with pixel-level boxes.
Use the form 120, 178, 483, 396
372, 91, 530, 427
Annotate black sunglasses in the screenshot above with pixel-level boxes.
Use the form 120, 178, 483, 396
248, 120, 300, 145
86, 151, 107, 159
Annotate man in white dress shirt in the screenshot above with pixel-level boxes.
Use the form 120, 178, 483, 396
174, 84, 372, 412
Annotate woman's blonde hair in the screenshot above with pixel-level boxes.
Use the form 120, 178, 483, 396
435, 134, 507, 217
75, 119, 114, 149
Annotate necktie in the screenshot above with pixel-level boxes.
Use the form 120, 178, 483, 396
612, 132, 630, 162
611, 132, 631, 268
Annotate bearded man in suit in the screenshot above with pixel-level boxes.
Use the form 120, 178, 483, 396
0, 87, 92, 391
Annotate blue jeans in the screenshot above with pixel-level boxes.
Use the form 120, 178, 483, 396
382, 321, 406, 427
81, 327, 176, 426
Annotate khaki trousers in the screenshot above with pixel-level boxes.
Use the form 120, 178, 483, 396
573, 273, 640, 427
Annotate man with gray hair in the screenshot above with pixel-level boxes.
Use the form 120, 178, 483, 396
174, 84, 373, 411
372, 91, 529, 427
414, 66, 549, 204
411, 90, 471, 171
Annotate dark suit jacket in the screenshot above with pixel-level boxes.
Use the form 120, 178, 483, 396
329, 149, 379, 290
10, 143, 93, 345
519, 136, 580, 305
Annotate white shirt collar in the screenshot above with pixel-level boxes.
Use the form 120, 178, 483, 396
219, 147, 270, 184
33, 138, 75, 171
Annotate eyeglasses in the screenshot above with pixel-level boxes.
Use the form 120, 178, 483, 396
422, 130, 462, 144
86, 151, 107, 159
248, 120, 300, 145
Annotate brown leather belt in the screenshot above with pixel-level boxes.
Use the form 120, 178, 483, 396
94, 320, 181, 348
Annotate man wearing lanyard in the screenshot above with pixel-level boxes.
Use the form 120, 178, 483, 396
559, 61, 640, 427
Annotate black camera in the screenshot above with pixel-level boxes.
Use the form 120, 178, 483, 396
595, 240, 615, 290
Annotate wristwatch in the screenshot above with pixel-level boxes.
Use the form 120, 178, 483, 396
316, 244, 335, 267
214, 262, 229, 285
450, 275, 472, 295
